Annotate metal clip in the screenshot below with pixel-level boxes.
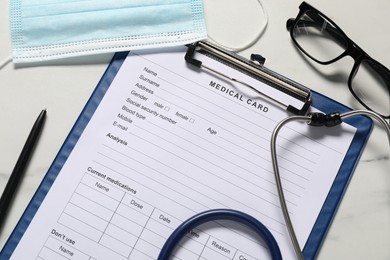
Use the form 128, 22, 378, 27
185, 41, 312, 115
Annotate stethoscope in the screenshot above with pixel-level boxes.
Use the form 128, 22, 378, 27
158, 110, 390, 260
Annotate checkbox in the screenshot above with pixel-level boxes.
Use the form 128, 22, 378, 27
189, 118, 195, 124
164, 106, 170, 111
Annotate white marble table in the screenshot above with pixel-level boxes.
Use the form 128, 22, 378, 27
0, 0, 389, 259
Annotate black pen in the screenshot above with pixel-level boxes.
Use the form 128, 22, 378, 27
0, 109, 46, 231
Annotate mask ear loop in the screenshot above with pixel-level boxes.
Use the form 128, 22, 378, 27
206, 0, 268, 52
0, 56, 12, 69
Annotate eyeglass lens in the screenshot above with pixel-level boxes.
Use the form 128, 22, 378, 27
352, 60, 390, 117
291, 10, 348, 63
292, 10, 390, 117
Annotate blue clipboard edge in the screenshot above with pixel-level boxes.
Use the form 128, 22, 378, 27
1, 51, 373, 259
302, 91, 373, 259
0, 52, 129, 258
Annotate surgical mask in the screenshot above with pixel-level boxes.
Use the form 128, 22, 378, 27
9, 0, 207, 63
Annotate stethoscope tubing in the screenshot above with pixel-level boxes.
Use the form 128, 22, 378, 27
158, 110, 389, 260
157, 208, 282, 260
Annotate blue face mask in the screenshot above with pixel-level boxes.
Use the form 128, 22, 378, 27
10, 0, 207, 63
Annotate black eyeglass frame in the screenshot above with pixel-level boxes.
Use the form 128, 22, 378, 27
287, 1, 390, 118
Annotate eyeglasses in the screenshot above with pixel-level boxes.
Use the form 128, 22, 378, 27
287, 2, 390, 118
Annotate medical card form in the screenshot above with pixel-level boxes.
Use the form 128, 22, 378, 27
5, 47, 365, 259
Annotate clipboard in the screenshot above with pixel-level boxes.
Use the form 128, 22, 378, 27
1, 43, 372, 260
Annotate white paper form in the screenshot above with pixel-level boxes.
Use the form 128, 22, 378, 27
10, 47, 356, 260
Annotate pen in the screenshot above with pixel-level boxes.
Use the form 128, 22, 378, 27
0, 109, 46, 231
